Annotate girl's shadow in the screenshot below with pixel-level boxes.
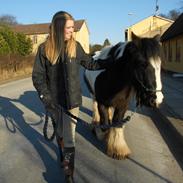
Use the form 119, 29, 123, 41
0, 92, 65, 183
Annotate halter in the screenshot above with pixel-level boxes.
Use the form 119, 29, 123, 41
134, 70, 162, 93
43, 106, 137, 141
136, 78, 162, 92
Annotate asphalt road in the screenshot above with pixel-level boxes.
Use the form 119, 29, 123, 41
0, 70, 183, 183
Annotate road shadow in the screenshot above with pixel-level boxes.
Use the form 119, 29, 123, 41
127, 102, 183, 171
0, 91, 65, 183
147, 108, 183, 171
161, 71, 183, 121
128, 157, 173, 183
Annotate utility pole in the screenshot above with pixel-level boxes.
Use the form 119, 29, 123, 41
127, 13, 134, 41
155, 0, 159, 15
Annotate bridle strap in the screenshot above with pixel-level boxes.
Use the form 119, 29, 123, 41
134, 71, 162, 93
136, 78, 162, 92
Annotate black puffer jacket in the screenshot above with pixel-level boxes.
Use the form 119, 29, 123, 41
32, 42, 113, 110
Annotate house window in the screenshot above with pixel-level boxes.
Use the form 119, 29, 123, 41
33, 35, 37, 44
176, 39, 181, 62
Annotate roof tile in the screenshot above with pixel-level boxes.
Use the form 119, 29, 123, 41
161, 13, 183, 41
10, 20, 85, 35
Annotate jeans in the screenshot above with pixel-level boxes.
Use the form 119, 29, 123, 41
57, 107, 79, 147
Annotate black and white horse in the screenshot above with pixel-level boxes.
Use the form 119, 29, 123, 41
84, 33, 164, 160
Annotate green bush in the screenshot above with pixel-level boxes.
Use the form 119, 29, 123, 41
0, 26, 18, 54
17, 33, 32, 56
0, 26, 32, 56
0, 34, 10, 55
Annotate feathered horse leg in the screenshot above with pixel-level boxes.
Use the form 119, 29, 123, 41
92, 103, 110, 140
106, 126, 131, 159
106, 108, 131, 159
92, 100, 131, 159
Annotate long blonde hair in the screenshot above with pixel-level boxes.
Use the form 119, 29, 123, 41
45, 11, 76, 64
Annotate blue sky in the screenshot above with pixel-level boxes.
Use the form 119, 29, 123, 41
0, 0, 182, 45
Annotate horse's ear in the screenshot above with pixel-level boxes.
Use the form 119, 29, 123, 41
131, 32, 141, 47
153, 34, 160, 42
131, 32, 140, 41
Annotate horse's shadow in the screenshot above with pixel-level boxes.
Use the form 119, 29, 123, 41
0, 91, 65, 183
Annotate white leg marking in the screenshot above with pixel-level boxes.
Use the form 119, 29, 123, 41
92, 100, 100, 123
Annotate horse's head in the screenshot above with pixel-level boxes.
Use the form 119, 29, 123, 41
129, 33, 164, 108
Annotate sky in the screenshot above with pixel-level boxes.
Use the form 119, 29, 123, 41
0, 0, 182, 45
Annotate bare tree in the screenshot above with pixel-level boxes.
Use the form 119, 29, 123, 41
180, 0, 183, 11
159, 1, 182, 20
168, 10, 181, 20
0, 15, 18, 26
159, 9, 181, 20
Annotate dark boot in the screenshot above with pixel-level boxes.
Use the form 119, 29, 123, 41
63, 147, 75, 183
56, 136, 64, 166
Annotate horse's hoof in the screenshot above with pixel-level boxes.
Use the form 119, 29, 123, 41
107, 144, 131, 160
107, 151, 130, 160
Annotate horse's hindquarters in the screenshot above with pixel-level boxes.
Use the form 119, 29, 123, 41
84, 69, 103, 95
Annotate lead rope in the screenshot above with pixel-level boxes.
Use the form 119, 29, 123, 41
43, 111, 57, 141
43, 106, 138, 141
